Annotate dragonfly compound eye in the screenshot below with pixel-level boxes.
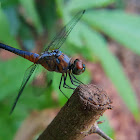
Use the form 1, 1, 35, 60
72, 59, 85, 75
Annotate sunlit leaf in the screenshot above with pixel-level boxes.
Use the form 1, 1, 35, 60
84, 10, 140, 55
66, 0, 114, 11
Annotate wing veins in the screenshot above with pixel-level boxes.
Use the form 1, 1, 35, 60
10, 64, 37, 114
44, 10, 85, 52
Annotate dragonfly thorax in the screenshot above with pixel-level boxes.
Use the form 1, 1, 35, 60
40, 49, 62, 59
38, 50, 71, 73
70, 59, 85, 75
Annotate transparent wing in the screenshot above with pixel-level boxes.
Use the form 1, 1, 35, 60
44, 10, 85, 52
32, 71, 53, 96
10, 64, 37, 114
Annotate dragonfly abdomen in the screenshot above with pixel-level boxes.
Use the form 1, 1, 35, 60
0, 43, 40, 63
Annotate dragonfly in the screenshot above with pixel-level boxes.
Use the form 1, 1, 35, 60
0, 10, 86, 114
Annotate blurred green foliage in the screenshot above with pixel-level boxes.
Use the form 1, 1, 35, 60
0, 0, 140, 140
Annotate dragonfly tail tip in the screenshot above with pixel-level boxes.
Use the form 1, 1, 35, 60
9, 104, 16, 115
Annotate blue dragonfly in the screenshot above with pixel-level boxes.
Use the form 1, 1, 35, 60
0, 10, 86, 114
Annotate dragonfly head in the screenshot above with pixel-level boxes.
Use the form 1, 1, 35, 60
71, 59, 85, 75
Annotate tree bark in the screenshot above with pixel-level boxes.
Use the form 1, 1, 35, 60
37, 84, 112, 140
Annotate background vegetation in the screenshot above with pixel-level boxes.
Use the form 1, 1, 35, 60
0, 0, 140, 140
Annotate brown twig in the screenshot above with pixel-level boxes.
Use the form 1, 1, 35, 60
37, 84, 113, 140
82, 122, 113, 140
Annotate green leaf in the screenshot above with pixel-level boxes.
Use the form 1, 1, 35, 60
66, 0, 114, 11
81, 24, 139, 119
0, 102, 26, 140
0, 8, 19, 47
84, 10, 140, 55
3, 7, 20, 36
0, 57, 32, 100
1, 0, 19, 8
19, 0, 43, 34
0, 115, 16, 140
67, 24, 84, 47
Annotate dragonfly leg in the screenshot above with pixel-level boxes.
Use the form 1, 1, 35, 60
59, 74, 68, 99
68, 73, 79, 87
71, 73, 84, 85
63, 73, 75, 90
